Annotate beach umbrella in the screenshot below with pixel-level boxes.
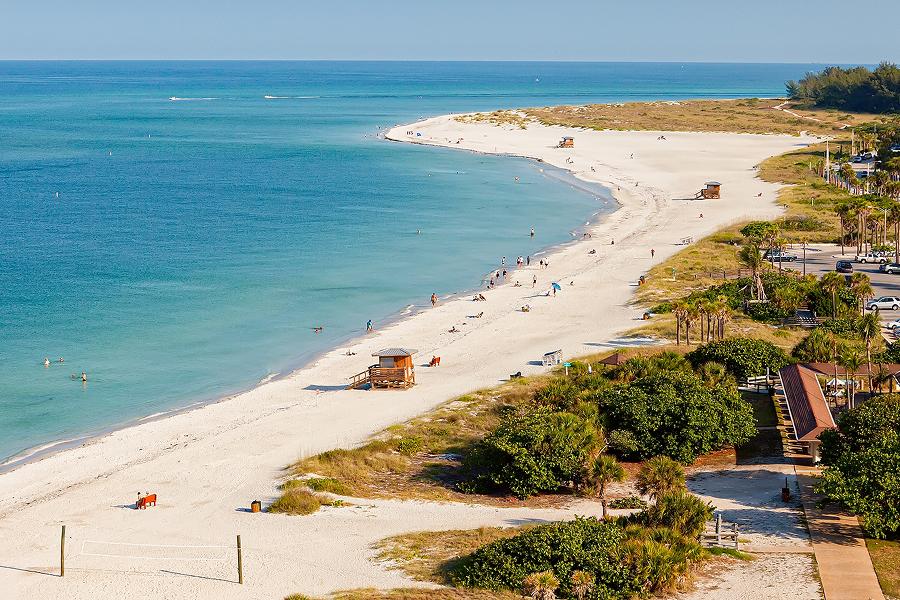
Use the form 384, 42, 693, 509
551, 282, 562, 291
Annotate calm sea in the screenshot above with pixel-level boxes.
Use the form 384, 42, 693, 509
0, 61, 817, 463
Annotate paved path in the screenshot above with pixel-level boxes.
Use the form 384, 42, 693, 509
796, 467, 885, 600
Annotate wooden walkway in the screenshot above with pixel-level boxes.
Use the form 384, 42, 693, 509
795, 467, 885, 600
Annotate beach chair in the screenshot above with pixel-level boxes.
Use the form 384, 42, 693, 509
429, 356, 441, 367
136, 493, 157, 509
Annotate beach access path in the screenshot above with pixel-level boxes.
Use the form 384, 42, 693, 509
0, 115, 817, 599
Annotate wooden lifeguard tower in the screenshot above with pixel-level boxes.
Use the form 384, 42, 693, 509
347, 348, 417, 390
696, 181, 721, 199
558, 136, 574, 148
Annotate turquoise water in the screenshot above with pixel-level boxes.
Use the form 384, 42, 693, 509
0, 62, 818, 463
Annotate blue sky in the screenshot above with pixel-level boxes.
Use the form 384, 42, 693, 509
3, 0, 898, 62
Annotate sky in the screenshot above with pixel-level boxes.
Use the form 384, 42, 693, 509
2, 0, 899, 63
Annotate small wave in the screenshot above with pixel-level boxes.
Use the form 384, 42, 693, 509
264, 95, 289, 99
168, 97, 218, 102
263, 95, 320, 100
258, 372, 280, 385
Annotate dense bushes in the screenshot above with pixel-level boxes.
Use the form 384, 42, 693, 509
687, 338, 791, 380
818, 395, 900, 538
450, 504, 708, 598
787, 62, 900, 113
464, 408, 598, 499
449, 517, 631, 596
598, 370, 755, 463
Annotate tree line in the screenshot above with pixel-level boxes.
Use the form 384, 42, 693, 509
787, 62, 900, 113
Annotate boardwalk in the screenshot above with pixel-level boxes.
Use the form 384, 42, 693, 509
796, 468, 885, 600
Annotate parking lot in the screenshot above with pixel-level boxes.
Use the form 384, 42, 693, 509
778, 243, 900, 326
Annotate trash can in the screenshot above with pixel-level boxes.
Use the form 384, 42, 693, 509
251, 500, 261, 513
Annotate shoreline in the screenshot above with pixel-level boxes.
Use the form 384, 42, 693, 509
0, 111, 818, 599
0, 154, 615, 475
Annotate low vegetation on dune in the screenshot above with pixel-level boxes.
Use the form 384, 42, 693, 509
271, 343, 773, 510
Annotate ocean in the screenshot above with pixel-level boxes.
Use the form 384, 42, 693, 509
0, 61, 818, 463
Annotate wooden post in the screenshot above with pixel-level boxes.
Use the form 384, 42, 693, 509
715, 513, 722, 546
733, 523, 739, 549
60, 525, 65, 577
237, 534, 243, 585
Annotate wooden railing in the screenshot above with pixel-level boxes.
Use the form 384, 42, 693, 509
347, 365, 415, 390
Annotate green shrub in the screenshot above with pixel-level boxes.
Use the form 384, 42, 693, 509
818, 395, 900, 538
464, 408, 598, 499
304, 477, 352, 496
744, 301, 792, 323
791, 328, 834, 362
819, 316, 863, 338
686, 338, 791, 380
269, 489, 328, 515
396, 436, 424, 456
596, 370, 755, 463
626, 492, 714, 538
609, 496, 648, 510
448, 517, 631, 597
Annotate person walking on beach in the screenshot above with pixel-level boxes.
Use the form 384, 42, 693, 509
532, 275, 537, 288
431, 293, 438, 307
366, 319, 373, 333
651, 248, 655, 258
526, 255, 530, 266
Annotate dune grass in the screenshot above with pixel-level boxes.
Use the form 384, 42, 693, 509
279, 377, 559, 506
334, 589, 520, 600
268, 488, 331, 516
374, 527, 527, 583
520, 98, 876, 136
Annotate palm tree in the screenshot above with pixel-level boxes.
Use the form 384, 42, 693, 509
684, 302, 700, 346
585, 454, 626, 519
570, 571, 595, 600
837, 345, 864, 409
859, 312, 881, 392
714, 295, 731, 340
849, 273, 874, 315
738, 243, 766, 301
636, 456, 685, 500
523, 570, 559, 600
672, 301, 686, 346
698, 361, 732, 387
819, 271, 845, 319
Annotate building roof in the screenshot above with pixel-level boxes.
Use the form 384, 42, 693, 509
705, 181, 722, 186
562, 136, 574, 140
803, 362, 900, 377
599, 351, 628, 366
778, 364, 837, 442
543, 349, 562, 357
372, 348, 417, 357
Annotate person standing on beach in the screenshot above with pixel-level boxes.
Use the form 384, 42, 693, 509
651, 248, 655, 258
431, 293, 438, 307
532, 275, 537, 288
526, 256, 531, 266
366, 319, 373, 333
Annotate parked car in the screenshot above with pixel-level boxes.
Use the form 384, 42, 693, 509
855, 252, 889, 264
886, 318, 900, 330
867, 296, 900, 311
880, 262, 900, 274
891, 143, 900, 153
763, 249, 798, 262
836, 260, 854, 273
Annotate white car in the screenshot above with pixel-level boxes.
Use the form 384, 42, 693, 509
856, 253, 889, 264
867, 296, 900, 311
887, 318, 900, 331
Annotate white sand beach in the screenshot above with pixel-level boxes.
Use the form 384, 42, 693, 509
0, 114, 818, 599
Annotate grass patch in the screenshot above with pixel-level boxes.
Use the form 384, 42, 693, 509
375, 527, 527, 583
520, 99, 876, 136
303, 477, 353, 495
867, 538, 900, 600
706, 546, 756, 561
268, 488, 330, 516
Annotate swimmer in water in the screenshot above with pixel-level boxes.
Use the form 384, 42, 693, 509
81, 371, 87, 382
44, 357, 51, 367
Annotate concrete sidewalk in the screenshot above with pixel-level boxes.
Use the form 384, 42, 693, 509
796, 468, 885, 600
